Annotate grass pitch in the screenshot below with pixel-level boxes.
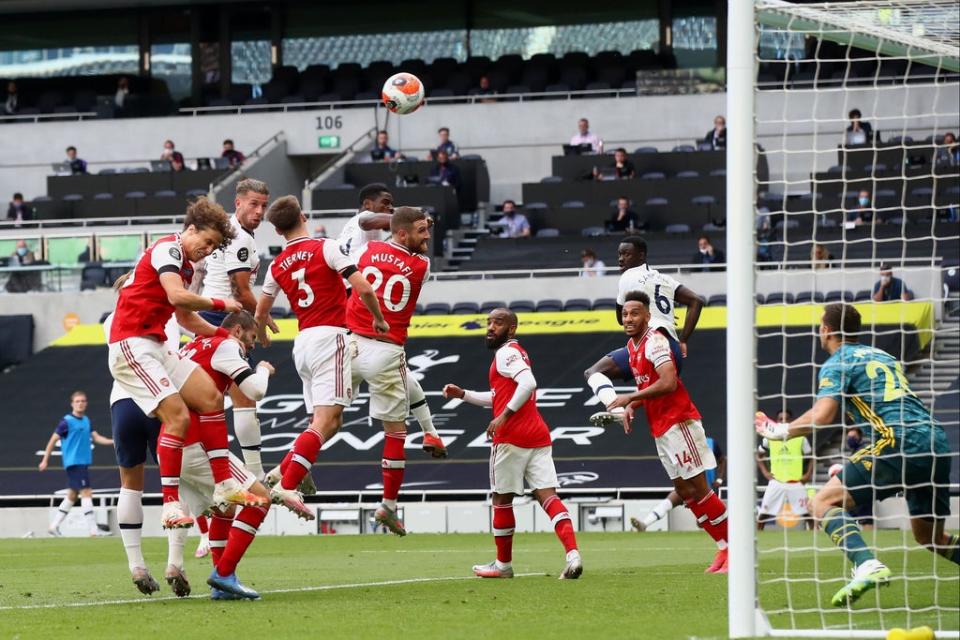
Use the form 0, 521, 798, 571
0, 531, 956, 639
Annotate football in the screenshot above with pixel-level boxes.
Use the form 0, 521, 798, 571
382, 72, 425, 115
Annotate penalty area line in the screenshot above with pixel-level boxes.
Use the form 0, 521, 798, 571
0, 573, 547, 611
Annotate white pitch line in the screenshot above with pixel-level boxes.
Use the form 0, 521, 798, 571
0, 573, 546, 611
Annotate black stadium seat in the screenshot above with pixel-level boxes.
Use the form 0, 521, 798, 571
535, 299, 563, 312
423, 303, 451, 315
824, 290, 853, 302
707, 294, 727, 307
480, 300, 506, 313
508, 300, 536, 313
451, 302, 480, 315
763, 292, 794, 305
794, 291, 824, 304
592, 298, 617, 311
563, 298, 592, 311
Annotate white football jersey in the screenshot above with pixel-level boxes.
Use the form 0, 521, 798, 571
616, 264, 682, 341
338, 210, 387, 261
201, 215, 260, 299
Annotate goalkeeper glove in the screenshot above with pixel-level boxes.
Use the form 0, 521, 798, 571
755, 411, 790, 440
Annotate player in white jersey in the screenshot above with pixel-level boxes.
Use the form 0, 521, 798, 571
336, 182, 448, 458
586, 236, 705, 427
197, 179, 272, 492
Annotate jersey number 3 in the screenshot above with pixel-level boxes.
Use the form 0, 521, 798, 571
363, 266, 411, 312
291, 268, 315, 308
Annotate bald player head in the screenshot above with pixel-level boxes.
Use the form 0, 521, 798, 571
485, 308, 518, 349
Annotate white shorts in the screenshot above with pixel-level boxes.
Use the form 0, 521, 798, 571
656, 419, 717, 481
179, 443, 256, 517
759, 479, 810, 517
293, 326, 353, 409
489, 443, 559, 495
108, 336, 198, 417
350, 335, 409, 422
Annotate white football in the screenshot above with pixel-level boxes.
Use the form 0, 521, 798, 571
382, 72, 425, 115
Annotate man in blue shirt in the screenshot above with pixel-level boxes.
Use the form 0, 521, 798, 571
434, 127, 459, 159
756, 303, 958, 607
872, 263, 913, 302
39, 391, 113, 536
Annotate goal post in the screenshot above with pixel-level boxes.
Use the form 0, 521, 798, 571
727, 1, 960, 638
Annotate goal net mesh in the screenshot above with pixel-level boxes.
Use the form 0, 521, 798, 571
751, 0, 960, 636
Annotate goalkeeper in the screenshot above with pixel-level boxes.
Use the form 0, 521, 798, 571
756, 303, 959, 607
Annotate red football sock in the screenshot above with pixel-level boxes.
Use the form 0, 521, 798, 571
685, 491, 728, 548
492, 504, 515, 564
157, 428, 185, 503
280, 429, 324, 490
197, 411, 231, 483
382, 431, 407, 503
196, 514, 209, 534
217, 505, 269, 576
209, 513, 232, 566
279, 450, 293, 475
542, 494, 578, 553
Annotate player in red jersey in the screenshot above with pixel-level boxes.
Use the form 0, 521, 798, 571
108, 198, 244, 530
345, 206, 432, 536
255, 195, 388, 519
608, 291, 729, 573
443, 309, 583, 580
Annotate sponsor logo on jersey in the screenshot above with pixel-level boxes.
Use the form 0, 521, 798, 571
237, 247, 249, 262
169, 247, 182, 261
819, 378, 834, 389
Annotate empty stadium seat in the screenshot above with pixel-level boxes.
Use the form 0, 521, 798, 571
665, 224, 691, 234
707, 294, 727, 307
763, 292, 794, 305
563, 298, 592, 311
508, 300, 536, 313
676, 170, 700, 178
63, 194, 83, 201
451, 302, 481, 315
80, 263, 106, 291
124, 191, 146, 199
794, 291, 824, 304
480, 300, 506, 313
93, 193, 113, 200
672, 145, 696, 152
154, 190, 176, 198
536, 228, 560, 237
185, 189, 208, 198
592, 297, 617, 310
641, 171, 665, 180
540, 176, 563, 183
561, 200, 585, 208
423, 303, 452, 315
535, 299, 563, 312
581, 226, 605, 236
634, 146, 658, 153
854, 289, 874, 301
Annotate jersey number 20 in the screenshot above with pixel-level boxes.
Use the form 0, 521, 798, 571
363, 266, 411, 312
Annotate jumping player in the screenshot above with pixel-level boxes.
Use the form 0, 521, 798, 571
255, 195, 388, 518
108, 198, 243, 529
338, 182, 447, 457
199, 178, 271, 482
756, 303, 959, 606
38, 391, 114, 537
586, 236, 704, 427
609, 291, 728, 574
346, 206, 432, 536
442, 309, 582, 580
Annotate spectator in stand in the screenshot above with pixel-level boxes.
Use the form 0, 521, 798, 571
845, 108, 875, 146
849, 189, 871, 224
371, 130, 398, 161
221, 139, 245, 167
115, 76, 130, 115
570, 118, 602, 153
65, 146, 87, 175
160, 140, 184, 165
11, 239, 35, 265
595, 148, 635, 181
691, 234, 726, 272
935, 132, 959, 167
475, 75, 497, 103
7, 193, 33, 225
872, 263, 913, 302
580, 249, 606, 277
703, 115, 727, 150
313, 224, 328, 239
607, 197, 641, 232
170, 156, 187, 172
4, 80, 19, 115
434, 127, 459, 160
6, 240, 38, 292
430, 150, 461, 191
810, 243, 834, 270
498, 200, 530, 238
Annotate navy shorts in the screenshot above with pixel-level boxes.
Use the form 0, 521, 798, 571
65, 465, 90, 491
605, 331, 683, 380
112, 398, 162, 468
199, 310, 229, 326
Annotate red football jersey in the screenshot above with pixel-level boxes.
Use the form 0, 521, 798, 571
627, 327, 701, 438
110, 234, 194, 343
178, 335, 252, 446
346, 240, 430, 345
262, 236, 355, 330
489, 340, 552, 449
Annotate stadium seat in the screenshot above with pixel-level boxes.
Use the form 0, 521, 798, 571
709, 168, 727, 177
535, 299, 563, 312
98, 168, 117, 175
864, 163, 887, 174
93, 193, 113, 200
80, 263, 106, 291
676, 170, 700, 178
509, 300, 536, 313
702, 222, 723, 231
423, 303, 452, 315
665, 224, 690, 234
186, 189, 208, 198
124, 191, 146, 199
154, 190, 176, 198
581, 226, 605, 236
853, 289, 874, 301
634, 146, 658, 153
672, 145, 696, 152
763, 292, 794, 305
540, 176, 563, 183
563, 298, 592, 311
535, 228, 560, 237
824, 290, 854, 302
774, 219, 800, 230
641, 171, 665, 180
592, 297, 617, 310
561, 200, 585, 208
451, 302, 480, 314
793, 291, 824, 304
62, 194, 83, 201
707, 294, 727, 307
480, 300, 506, 313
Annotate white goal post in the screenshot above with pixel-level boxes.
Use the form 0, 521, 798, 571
727, 1, 960, 638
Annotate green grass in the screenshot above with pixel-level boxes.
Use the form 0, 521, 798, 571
0, 531, 956, 639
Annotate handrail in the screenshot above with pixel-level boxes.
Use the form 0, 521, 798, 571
0, 111, 98, 123
302, 125, 378, 198
208, 130, 286, 196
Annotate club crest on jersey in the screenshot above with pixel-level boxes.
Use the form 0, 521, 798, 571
169, 247, 182, 262
237, 247, 249, 262
160, 378, 171, 387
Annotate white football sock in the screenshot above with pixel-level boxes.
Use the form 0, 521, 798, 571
495, 559, 512, 570
407, 375, 438, 436
643, 497, 677, 528
233, 407, 264, 480
167, 527, 187, 570
587, 373, 623, 414
80, 496, 97, 535
382, 498, 398, 511
118, 488, 146, 571
53, 497, 74, 528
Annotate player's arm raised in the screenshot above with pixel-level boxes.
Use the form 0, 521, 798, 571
175, 307, 225, 338
159, 271, 241, 313
674, 285, 705, 357
755, 397, 839, 441
358, 211, 393, 231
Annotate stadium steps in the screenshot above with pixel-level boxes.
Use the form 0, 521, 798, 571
444, 228, 490, 270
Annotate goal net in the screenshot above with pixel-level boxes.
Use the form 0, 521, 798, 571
727, 1, 960, 638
